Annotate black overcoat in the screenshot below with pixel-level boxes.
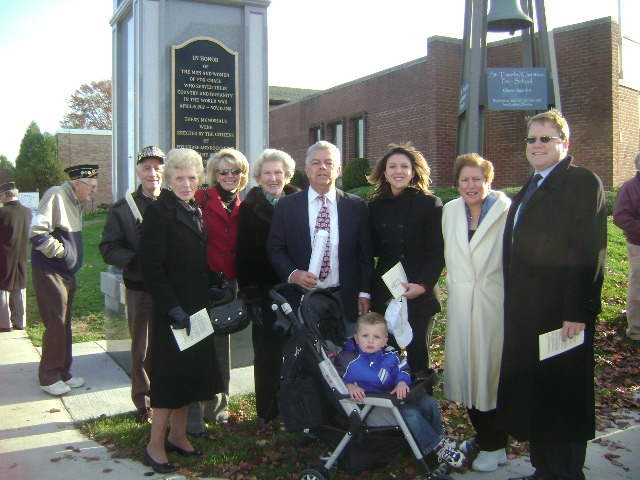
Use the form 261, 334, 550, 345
369, 188, 445, 371
139, 189, 224, 409
236, 185, 298, 419
498, 156, 607, 443
0, 200, 32, 290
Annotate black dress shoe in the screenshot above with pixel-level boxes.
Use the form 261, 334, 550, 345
0, 328, 12, 333
165, 439, 203, 457
12, 325, 24, 330
144, 448, 177, 473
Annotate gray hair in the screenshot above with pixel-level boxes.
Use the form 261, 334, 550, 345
163, 148, 205, 187
2, 188, 18, 197
634, 152, 640, 171
305, 141, 341, 168
252, 149, 296, 181
206, 148, 250, 191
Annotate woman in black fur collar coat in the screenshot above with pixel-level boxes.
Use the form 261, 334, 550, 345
236, 149, 299, 422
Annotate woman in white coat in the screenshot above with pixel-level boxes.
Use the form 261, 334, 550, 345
442, 153, 511, 472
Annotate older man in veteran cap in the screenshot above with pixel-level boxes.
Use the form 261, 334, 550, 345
30, 164, 99, 396
0, 182, 32, 332
99, 146, 164, 422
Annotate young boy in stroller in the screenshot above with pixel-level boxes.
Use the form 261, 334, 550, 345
334, 312, 465, 470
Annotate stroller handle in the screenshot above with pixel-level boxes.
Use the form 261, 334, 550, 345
269, 283, 307, 329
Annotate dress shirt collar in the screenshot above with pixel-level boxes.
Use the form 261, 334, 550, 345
308, 186, 337, 205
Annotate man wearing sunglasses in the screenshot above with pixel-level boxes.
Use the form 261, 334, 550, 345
499, 110, 607, 480
30, 164, 99, 396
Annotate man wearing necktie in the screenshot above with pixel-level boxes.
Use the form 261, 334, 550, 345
267, 141, 374, 335
499, 110, 607, 480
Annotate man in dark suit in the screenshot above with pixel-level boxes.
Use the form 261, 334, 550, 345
267, 141, 374, 335
0, 182, 32, 332
499, 110, 607, 480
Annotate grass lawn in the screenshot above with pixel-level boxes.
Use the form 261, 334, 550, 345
24, 214, 639, 479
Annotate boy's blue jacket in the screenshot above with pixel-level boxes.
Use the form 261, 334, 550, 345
334, 337, 412, 392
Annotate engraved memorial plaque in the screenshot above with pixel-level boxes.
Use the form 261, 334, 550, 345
172, 37, 239, 161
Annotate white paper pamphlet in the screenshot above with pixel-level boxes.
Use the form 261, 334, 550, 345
309, 229, 329, 277
382, 262, 408, 299
171, 308, 214, 351
539, 328, 584, 361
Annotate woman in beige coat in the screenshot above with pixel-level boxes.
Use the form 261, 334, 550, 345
442, 153, 511, 472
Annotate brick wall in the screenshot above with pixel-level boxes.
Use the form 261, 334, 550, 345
269, 17, 640, 190
56, 130, 113, 208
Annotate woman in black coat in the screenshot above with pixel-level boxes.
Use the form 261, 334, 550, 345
367, 143, 445, 381
140, 148, 224, 473
236, 149, 299, 422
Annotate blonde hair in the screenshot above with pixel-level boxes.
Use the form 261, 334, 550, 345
527, 109, 570, 141
163, 148, 205, 187
252, 149, 296, 181
206, 148, 250, 191
356, 312, 388, 336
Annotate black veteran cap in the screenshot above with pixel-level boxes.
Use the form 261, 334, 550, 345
0, 182, 16, 193
138, 146, 165, 164
65, 164, 99, 180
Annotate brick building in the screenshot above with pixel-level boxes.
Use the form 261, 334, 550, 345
55, 129, 113, 208
269, 17, 640, 189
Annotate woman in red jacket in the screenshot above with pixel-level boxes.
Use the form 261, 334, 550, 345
187, 148, 249, 435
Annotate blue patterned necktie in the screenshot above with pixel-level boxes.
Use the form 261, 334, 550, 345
315, 195, 331, 281
520, 173, 543, 211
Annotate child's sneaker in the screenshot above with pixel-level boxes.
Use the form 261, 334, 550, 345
435, 438, 465, 468
460, 437, 480, 455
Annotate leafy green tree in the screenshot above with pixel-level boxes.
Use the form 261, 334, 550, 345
14, 122, 66, 195
0, 154, 15, 185
60, 79, 112, 130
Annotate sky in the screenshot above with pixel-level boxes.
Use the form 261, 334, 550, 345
0, 0, 636, 164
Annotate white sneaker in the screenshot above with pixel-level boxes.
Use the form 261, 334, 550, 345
64, 377, 85, 388
41, 380, 71, 396
472, 448, 508, 472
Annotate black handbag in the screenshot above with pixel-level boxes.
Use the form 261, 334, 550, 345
209, 298, 249, 335
208, 272, 249, 335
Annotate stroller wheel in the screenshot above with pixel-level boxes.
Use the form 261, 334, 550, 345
298, 463, 333, 480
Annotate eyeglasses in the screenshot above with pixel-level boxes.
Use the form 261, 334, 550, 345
79, 180, 98, 191
217, 169, 241, 176
524, 136, 562, 144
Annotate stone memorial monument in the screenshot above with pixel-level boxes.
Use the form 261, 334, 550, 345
103, 0, 270, 374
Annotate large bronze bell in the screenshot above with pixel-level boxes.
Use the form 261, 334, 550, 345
487, 0, 534, 33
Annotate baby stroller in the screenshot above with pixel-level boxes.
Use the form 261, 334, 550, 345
270, 284, 454, 480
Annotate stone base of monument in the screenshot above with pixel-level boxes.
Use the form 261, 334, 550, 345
101, 270, 254, 375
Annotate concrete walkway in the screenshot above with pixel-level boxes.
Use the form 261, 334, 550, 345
0, 328, 638, 479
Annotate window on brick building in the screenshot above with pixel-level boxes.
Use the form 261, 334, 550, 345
354, 117, 365, 158
310, 126, 322, 143
330, 123, 344, 166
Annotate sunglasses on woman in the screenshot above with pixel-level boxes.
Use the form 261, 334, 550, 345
217, 169, 241, 176
524, 136, 562, 144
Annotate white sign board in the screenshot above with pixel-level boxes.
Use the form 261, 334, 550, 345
18, 192, 40, 212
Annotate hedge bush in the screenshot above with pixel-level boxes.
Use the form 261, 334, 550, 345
342, 158, 371, 191
290, 169, 309, 189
